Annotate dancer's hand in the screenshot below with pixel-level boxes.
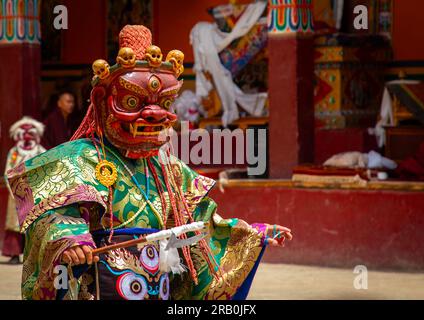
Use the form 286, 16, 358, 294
62, 245, 99, 265
264, 224, 293, 247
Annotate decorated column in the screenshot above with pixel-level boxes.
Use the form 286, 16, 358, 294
267, 0, 315, 178
0, 0, 41, 171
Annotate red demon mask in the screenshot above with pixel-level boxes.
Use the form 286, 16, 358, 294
74, 25, 184, 159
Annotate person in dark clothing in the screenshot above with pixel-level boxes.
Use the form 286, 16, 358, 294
42, 91, 81, 150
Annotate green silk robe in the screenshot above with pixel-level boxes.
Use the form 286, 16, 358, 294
7, 138, 266, 300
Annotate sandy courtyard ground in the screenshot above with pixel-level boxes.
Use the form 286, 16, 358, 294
0, 256, 423, 300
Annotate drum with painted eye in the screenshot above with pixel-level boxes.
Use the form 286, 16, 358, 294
90, 235, 171, 301
116, 272, 149, 300
139, 244, 159, 274
159, 273, 170, 300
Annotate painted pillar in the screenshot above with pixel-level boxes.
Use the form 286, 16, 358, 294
267, 0, 315, 178
0, 0, 41, 172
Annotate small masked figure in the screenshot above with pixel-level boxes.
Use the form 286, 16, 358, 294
173, 90, 203, 130
2, 117, 46, 264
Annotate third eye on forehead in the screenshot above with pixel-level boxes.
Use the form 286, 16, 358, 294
118, 72, 180, 91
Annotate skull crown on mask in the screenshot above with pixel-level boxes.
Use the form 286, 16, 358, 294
92, 68, 182, 159
80, 25, 185, 159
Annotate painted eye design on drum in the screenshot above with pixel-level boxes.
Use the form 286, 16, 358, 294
121, 95, 140, 110
139, 244, 159, 275
116, 273, 148, 300
161, 98, 174, 110
159, 273, 170, 300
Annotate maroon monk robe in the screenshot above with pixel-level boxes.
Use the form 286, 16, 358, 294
42, 108, 81, 150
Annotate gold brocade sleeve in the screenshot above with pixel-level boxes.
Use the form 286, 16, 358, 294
22, 205, 95, 300
170, 196, 265, 300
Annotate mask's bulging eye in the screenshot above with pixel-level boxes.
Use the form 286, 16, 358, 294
161, 98, 174, 110
122, 95, 140, 110
148, 75, 161, 93
151, 80, 159, 90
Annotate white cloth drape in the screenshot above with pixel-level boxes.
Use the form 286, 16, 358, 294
190, 1, 268, 127
334, 0, 344, 30
369, 80, 419, 147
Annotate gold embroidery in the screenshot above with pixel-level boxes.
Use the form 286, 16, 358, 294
119, 77, 149, 96
205, 227, 262, 300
